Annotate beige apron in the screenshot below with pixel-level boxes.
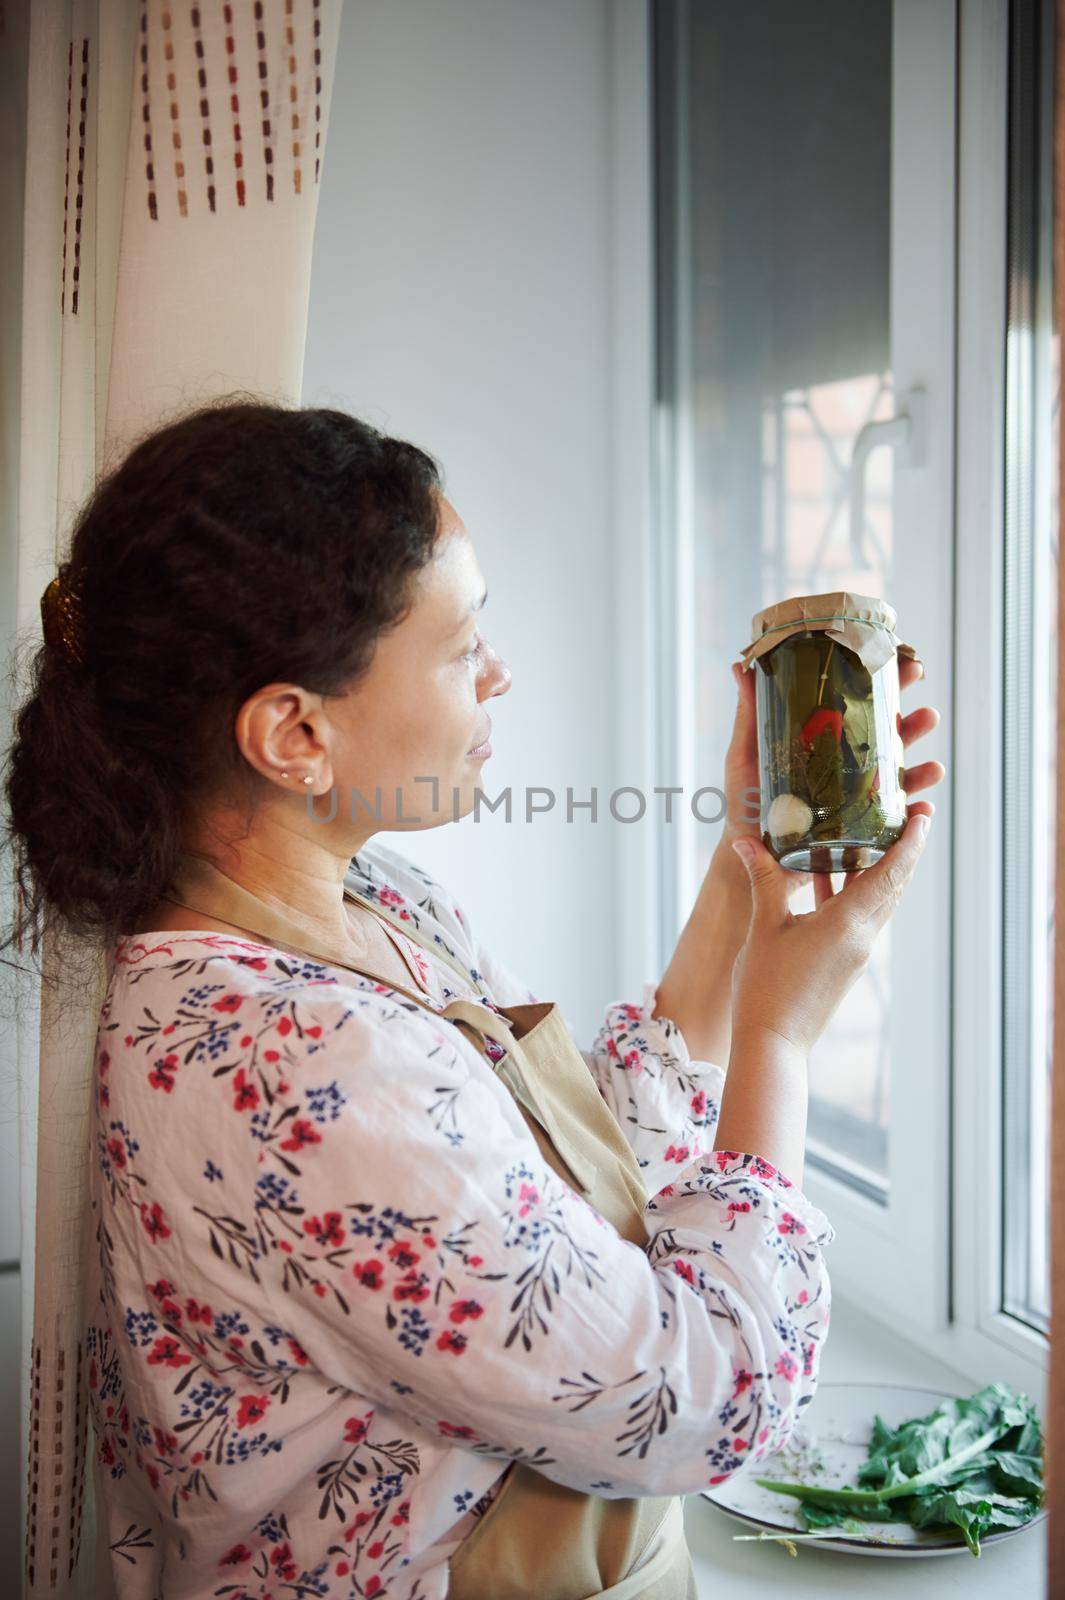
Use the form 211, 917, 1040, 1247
162, 851, 698, 1600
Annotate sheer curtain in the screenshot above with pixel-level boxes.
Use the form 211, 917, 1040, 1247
13, 3, 342, 1593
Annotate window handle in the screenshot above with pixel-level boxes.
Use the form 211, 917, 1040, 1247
850, 387, 927, 565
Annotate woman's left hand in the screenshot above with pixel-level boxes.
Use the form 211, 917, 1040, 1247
721, 653, 946, 852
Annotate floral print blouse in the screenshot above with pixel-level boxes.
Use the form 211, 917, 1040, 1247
87, 840, 835, 1599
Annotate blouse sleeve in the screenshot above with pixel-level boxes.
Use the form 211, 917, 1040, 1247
254, 982, 835, 1499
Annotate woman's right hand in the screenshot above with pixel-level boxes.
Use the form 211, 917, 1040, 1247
727, 800, 935, 1058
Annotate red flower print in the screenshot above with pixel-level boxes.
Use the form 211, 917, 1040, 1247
98, 1051, 111, 1076
153, 1427, 179, 1455
778, 1212, 806, 1235
799, 706, 844, 751
280, 1118, 321, 1152
517, 1182, 540, 1217
219, 1544, 252, 1567
691, 1090, 708, 1118
436, 1329, 468, 1355
305, 1025, 322, 1039
145, 1462, 160, 1491
775, 1352, 798, 1382
147, 1279, 175, 1300
734, 1438, 748, 1452
185, 1298, 213, 1324
270, 1543, 297, 1579
353, 1259, 384, 1290
146, 1336, 190, 1369
212, 993, 244, 1013
367, 1540, 385, 1559
439, 1421, 475, 1438
664, 1144, 690, 1164
303, 1211, 345, 1247
140, 1202, 171, 1244
393, 1271, 430, 1303
277, 1017, 292, 1036
714, 1150, 739, 1171
468, 1255, 483, 1268
797, 1288, 809, 1304
235, 1393, 270, 1429
232, 1068, 259, 1113
672, 1259, 695, 1286
624, 1049, 643, 1075
728, 1201, 751, 1215
287, 1337, 308, 1366
708, 1473, 731, 1486
344, 1414, 371, 1445
732, 1367, 754, 1397
366, 1578, 383, 1597
107, 1137, 126, 1169
448, 1299, 484, 1324
147, 1052, 179, 1093
392, 1499, 411, 1526
387, 1237, 420, 1269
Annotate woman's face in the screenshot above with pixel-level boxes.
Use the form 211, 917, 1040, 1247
305, 493, 512, 841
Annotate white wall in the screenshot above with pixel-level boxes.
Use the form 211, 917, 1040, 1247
304, 0, 632, 1042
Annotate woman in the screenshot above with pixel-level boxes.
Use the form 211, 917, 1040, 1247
5, 400, 941, 1599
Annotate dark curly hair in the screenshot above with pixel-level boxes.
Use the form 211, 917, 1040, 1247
2, 395, 443, 975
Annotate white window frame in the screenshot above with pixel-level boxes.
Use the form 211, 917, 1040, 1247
950, 0, 1049, 1400
610, 0, 1049, 1404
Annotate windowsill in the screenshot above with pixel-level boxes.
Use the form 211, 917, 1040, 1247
683, 1291, 1046, 1596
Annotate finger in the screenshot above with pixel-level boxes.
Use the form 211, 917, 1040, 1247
812, 871, 837, 908
899, 705, 940, 748
730, 835, 795, 922
833, 803, 934, 931
898, 655, 926, 692
901, 758, 947, 794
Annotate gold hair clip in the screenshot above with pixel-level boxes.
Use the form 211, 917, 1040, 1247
40, 562, 86, 667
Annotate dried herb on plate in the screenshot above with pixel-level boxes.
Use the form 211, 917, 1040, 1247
755, 1381, 1044, 1557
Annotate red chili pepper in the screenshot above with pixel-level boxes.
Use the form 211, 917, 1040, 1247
799, 707, 844, 751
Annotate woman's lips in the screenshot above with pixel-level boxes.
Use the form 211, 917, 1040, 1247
468, 723, 492, 758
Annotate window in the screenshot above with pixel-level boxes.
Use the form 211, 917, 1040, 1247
1001, 0, 1056, 1338
652, 0, 1049, 1393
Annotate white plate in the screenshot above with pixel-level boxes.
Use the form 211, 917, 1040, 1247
699, 1381, 1046, 1558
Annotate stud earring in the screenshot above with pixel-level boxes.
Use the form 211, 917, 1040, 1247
279, 771, 315, 786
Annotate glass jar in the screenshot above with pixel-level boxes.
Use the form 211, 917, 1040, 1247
740, 592, 919, 872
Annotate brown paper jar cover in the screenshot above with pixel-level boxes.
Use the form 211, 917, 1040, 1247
739, 590, 921, 676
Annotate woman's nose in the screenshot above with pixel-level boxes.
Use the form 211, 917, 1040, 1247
480, 642, 512, 699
